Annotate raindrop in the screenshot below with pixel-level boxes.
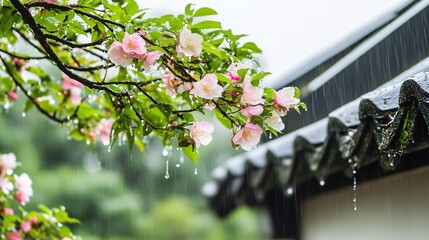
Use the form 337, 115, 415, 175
86, 140, 90, 145
350, 158, 358, 211
179, 150, 185, 164
176, 163, 181, 168
285, 186, 294, 196
194, 167, 198, 175
319, 180, 325, 186
162, 147, 169, 156
107, 146, 111, 152
269, 133, 272, 139
165, 159, 169, 179
3, 102, 10, 111
21, 112, 26, 117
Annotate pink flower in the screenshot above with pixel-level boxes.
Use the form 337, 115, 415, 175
21, 221, 32, 233
69, 87, 82, 105
274, 87, 300, 116
190, 121, 214, 148
3, 208, 14, 215
8, 92, 18, 101
178, 29, 203, 57
227, 60, 252, 82
0, 153, 17, 173
95, 118, 114, 146
241, 105, 263, 118
190, 74, 223, 99
31, 217, 38, 224
15, 173, 33, 205
265, 111, 284, 132
122, 33, 146, 58
232, 122, 263, 151
0, 177, 14, 194
6, 232, 22, 240
42, 0, 57, 3
177, 82, 193, 94
204, 103, 216, 111
163, 73, 192, 96
240, 79, 264, 105
143, 51, 163, 72
145, 51, 163, 64
107, 42, 134, 67
12, 58, 25, 65
62, 74, 83, 105
62, 74, 83, 91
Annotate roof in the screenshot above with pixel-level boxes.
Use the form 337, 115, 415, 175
203, 70, 429, 217
278, 1, 429, 134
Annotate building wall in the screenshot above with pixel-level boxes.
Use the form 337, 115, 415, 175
302, 165, 429, 240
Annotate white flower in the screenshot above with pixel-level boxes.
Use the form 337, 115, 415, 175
190, 121, 214, 148
178, 29, 203, 57
265, 111, 285, 132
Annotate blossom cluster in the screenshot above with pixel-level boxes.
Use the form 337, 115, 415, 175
0, 153, 32, 205
104, 28, 303, 152
0, 153, 77, 240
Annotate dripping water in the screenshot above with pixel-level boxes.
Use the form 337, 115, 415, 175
165, 159, 170, 179
349, 158, 358, 211
194, 167, 198, 175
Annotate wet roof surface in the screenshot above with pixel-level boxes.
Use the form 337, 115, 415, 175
203, 71, 429, 217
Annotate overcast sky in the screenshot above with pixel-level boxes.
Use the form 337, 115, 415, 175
141, 0, 408, 87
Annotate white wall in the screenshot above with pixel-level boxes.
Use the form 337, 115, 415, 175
302, 165, 429, 240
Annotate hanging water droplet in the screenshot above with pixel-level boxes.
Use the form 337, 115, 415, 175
194, 168, 198, 175
21, 112, 26, 117
285, 186, 294, 196
269, 133, 272, 139
176, 164, 181, 168
319, 180, 325, 186
3, 101, 10, 110
86, 140, 90, 145
107, 146, 111, 152
179, 150, 185, 164
162, 147, 169, 156
165, 159, 169, 179
351, 159, 358, 211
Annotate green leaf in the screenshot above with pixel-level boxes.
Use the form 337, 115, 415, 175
169, 17, 184, 31
125, 0, 139, 15
294, 87, 300, 98
192, 20, 221, 29
263, 88, 276, 102
214, 109, 232, 129
194, 7, 218, 17
149, 46, 169, 56
202, 41, 221, 58
135, 137, 145, 152
214, 73, 232, 84
237, 68, 248, 79
183, 145, 198, 165
149, 31, 162, 41
241, 42, 262, 53
185, 3, 194, 16
251, 72, 271, 82
298, 102, 307, 110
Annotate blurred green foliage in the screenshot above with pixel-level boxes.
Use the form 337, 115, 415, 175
0, 98, 263, 239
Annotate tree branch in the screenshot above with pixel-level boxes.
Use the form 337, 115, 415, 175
0, 49, 47, 60
10, 0, 122, 97
0, 55, 69, 124
45, 34, 106, 48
